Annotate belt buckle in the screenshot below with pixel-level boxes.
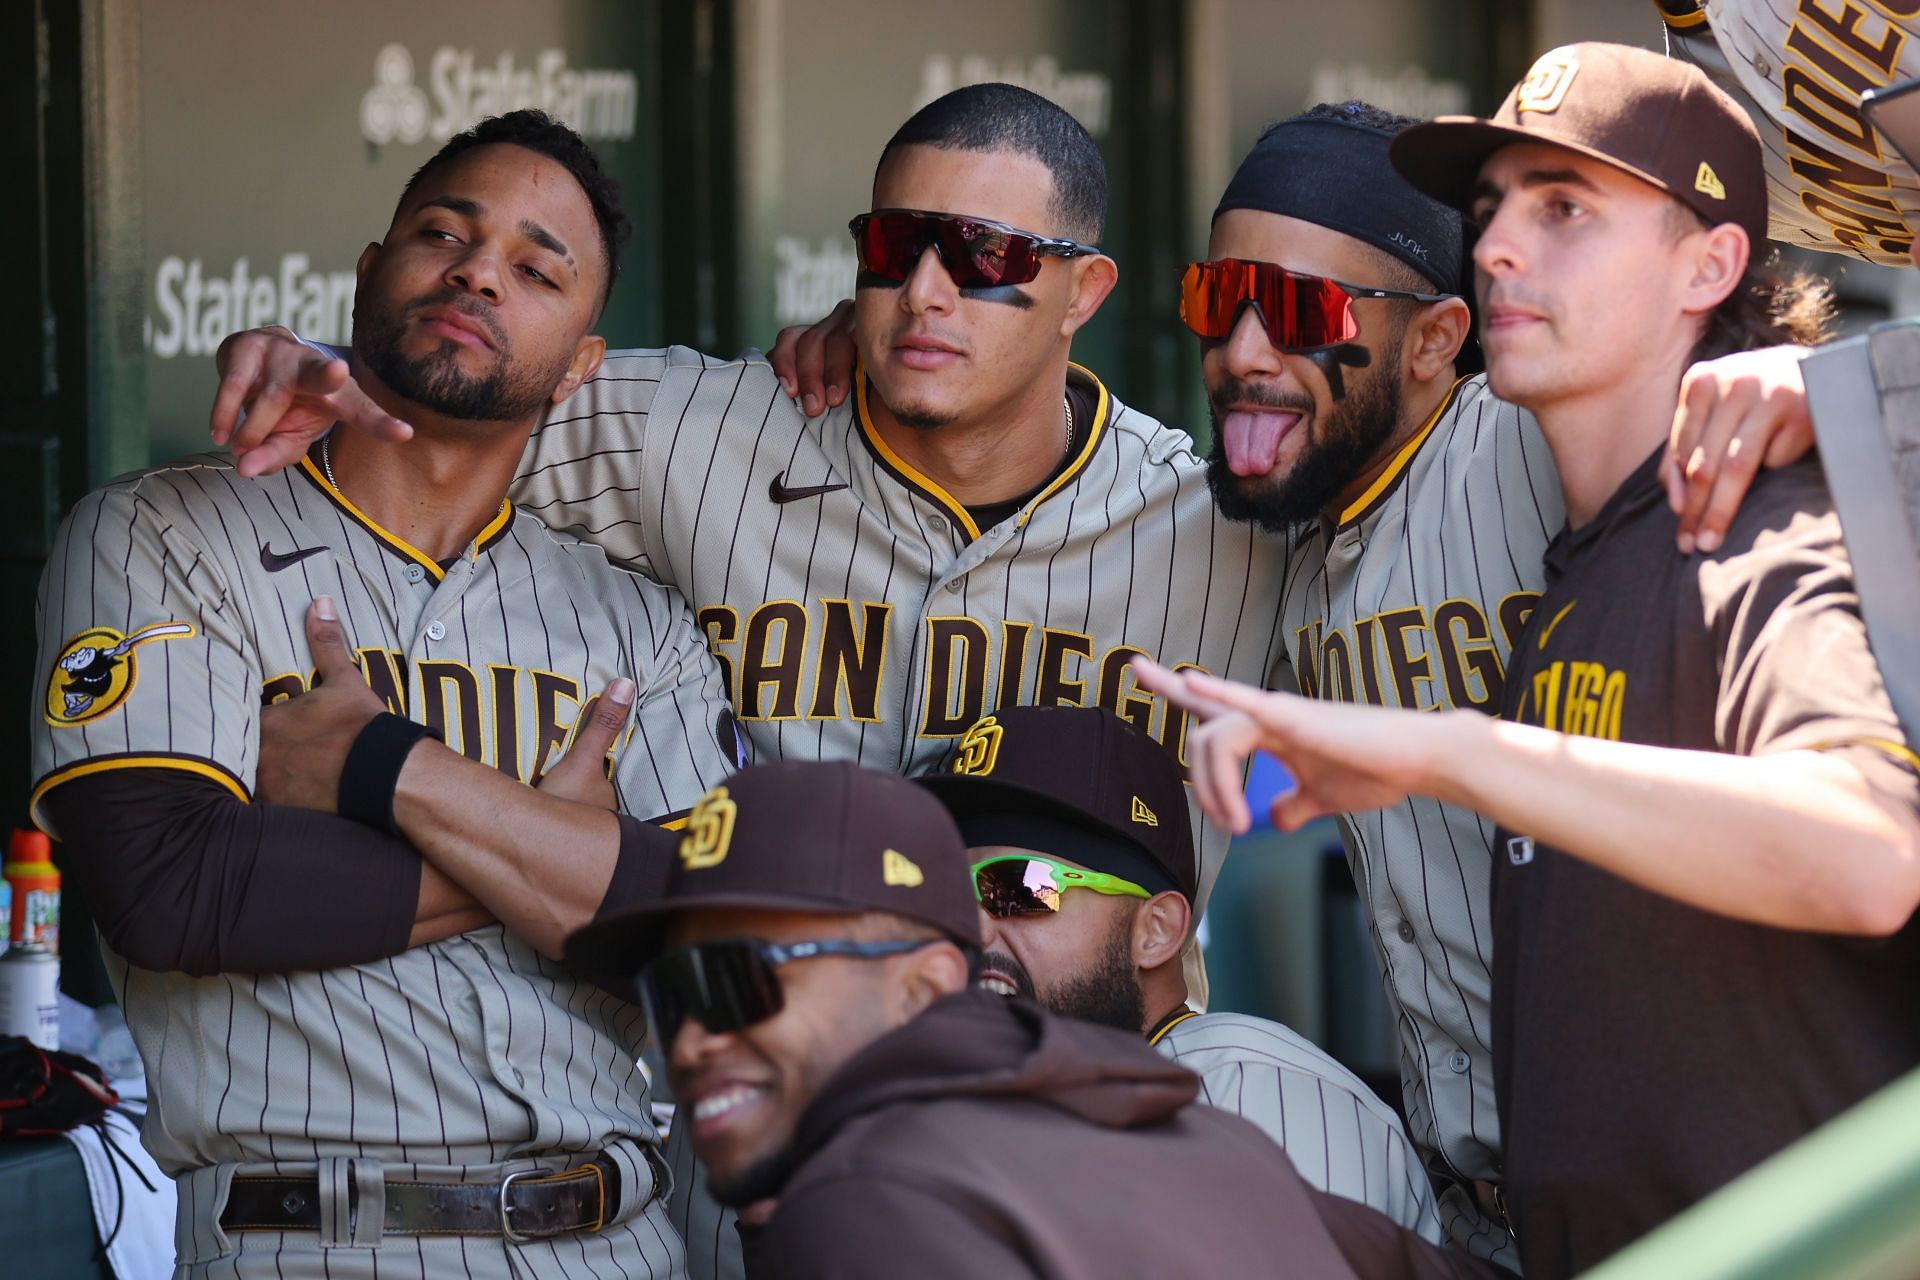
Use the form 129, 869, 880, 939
499, 1168, 538, 1243
499, 1161, 607, 1243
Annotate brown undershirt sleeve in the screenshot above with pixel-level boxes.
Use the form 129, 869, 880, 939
592, 814, 683, 919
42, 769, 422, 976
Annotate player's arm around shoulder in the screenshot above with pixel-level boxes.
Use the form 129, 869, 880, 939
510, 344, 755, 575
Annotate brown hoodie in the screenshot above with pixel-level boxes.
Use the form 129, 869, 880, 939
753, 990, 1499, 1279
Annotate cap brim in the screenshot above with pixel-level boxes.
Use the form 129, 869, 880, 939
1390, 116, 1681, 216
562, 890, 873, 978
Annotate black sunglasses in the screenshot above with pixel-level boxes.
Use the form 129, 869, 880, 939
849, 208, 1101, 288
640, 936, 940, 1047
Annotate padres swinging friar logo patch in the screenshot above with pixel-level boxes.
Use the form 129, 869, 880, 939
954, 715, 1005, 776
1516, 49, 1579, 114
679, 786, 738, 870
45, 622, 195, 726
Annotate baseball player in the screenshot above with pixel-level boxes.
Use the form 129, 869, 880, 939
922, 705, 1445, 1241
31, 112, 739, 1277
1141, 43, 1920, 1277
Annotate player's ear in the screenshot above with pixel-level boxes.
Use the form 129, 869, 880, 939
552, 335, 608, 405
1406, 295, 1472, 383
1060, 253, 1119, 339
896, 939, 970, 1017
354, 242, 383, 287
1681, 223, 1749, 317
1131, 891, 1190, 971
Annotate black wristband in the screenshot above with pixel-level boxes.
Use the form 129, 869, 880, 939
337, 713, 441, 835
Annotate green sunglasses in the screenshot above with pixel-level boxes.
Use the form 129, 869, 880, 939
971, 854, 1151, 917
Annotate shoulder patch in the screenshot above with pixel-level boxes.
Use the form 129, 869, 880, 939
45, 622, 195, 727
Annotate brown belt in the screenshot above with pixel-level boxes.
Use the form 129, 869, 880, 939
222, 1155, 623, 1241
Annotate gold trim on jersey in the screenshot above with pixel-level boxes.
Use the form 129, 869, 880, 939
31, 753, 251, 832
851, 362, 1113, 542
1019, 366, 1111, 528
1335, 377, 1467, 528
1652, 0, 1708, 31
297, 455, 516, 580
1147, 1007, 1200, 1046
1806, 736, 1920, 776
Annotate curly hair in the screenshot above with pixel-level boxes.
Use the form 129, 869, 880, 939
397, 109, 632, 308
1668, 202, 1836, 361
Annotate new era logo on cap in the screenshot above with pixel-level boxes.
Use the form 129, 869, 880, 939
1695, 161, 1725, 200
883, 849, 924, 887
1131, 797, 1159, 827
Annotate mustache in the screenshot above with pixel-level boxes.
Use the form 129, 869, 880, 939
1477, 285, 1555, 319
1208, 375, 1316, 416
408, 289, 508, 347
977, 950, 1038, 1000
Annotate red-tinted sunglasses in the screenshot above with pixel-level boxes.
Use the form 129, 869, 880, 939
1179, 259, 1454, 352
850, 208, 1102, 289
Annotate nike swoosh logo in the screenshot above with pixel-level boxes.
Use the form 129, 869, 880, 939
260, 543, 330, 573
769, 473, 848, 504
1537, 600, 1577, 649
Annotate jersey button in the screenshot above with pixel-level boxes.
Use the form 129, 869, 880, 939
404, 563, 426, 584
425, 620, 447, 641
944, 580, 961, 594
1447, 1050, 1471, 1074
1396, 921, 1416, 943
928, 514, 946, 532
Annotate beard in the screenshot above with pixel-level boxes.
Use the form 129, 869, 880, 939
1039, 911, 1146, 1034
353, 287, 563, 422
889, 401, 956, 430
1205, 336, 1406, 535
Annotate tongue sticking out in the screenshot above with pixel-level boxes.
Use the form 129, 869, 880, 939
1221, 411, 1300, 477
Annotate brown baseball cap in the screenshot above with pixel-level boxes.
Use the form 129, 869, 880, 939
563, 761, 982, 976
1389, 41, 1766, 245
916, 706, 1196, 901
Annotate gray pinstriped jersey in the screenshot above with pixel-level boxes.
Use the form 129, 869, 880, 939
1280, 375, 1557, 1266
30, 452, 739, 1279
511, 348, 1294, 925
1665, 0, 1919, 265
1156, 1012, 1443, 1243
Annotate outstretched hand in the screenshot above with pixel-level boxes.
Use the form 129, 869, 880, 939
256, 597, 387, 811
536, 679, 635, 810
212, 327, 413, 477
1664, 345, 1812, 554
1131, 658, 1454, 834
766, 300, 857, 417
